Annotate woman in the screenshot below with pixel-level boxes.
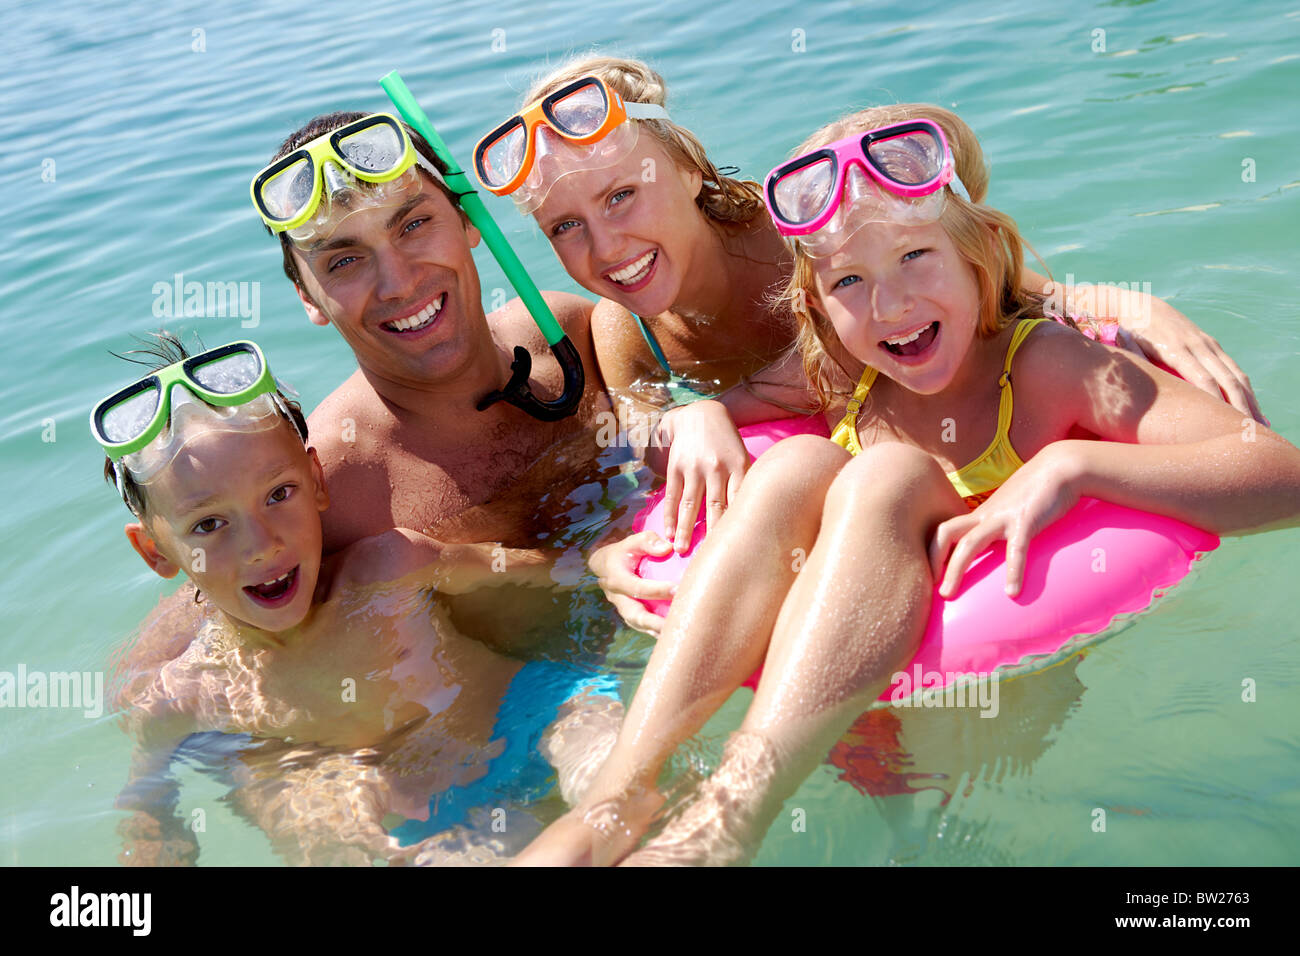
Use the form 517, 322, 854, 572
476, 54, 1264, 632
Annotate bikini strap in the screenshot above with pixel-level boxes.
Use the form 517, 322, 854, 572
995, 318, 1049, 433
632, 313, 674, 376
843, 364, 879, 422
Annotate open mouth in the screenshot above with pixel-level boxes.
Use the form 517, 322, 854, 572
881, 321, 940, 359
244, 566, 300, 608
382, 293, 445, 334
604, 250, 657, 290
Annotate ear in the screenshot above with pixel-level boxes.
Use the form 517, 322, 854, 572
306, 447, 331, 512
683, 164, 703, 200
295, 283, 331, 328
465, 219, 481, 249
124, 523, 182, 579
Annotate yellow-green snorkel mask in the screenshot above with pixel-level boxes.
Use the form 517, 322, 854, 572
250, 112, 448, 242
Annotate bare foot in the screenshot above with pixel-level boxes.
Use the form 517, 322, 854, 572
620, 731, 783, 867
510, 788, 665, 866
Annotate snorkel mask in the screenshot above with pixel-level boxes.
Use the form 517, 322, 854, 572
91, 341, 305, 514
250, 112, 449, 243
474, 76, 671, 214
764, 119, 955, 258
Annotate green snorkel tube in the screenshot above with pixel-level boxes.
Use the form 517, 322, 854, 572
380, 71, 584, 422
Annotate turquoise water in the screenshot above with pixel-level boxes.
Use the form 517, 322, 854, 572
2, 0, 1298, 865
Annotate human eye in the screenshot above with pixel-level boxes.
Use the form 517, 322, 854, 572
902, 248, 931, 263
832, 274, 861, 290
327, 254, 358, 273
609, 188, 634, 207
550, 218, 581, 238
401, 216, 429, 236
267, 483, 296, 505
191, 516, 226, 535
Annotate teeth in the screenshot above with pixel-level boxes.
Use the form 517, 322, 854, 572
385, 294, 445, 332
260, 571, 291, 587
885, 324, 930, 347
607, 252, 655, 284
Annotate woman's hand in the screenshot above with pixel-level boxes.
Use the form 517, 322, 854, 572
928, 444, 1082, 599
655, 401, 749, 552
1119, 301, 1266, 425
590, 531, 675, 635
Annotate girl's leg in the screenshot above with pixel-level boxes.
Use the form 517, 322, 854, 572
626, 443, 967, 864
512, 435, 851, 865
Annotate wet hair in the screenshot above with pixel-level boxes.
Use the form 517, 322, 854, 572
101, 331, 309, 518
521, 54, 766, 226
777, 103, 1058, 409
263, 112, 462, 301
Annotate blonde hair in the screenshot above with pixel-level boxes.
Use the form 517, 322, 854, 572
780, 103, 1054, 409
521, 54, 765, 225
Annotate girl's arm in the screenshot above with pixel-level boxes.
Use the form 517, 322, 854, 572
934, 326, 1300, 595
1023, 268, 1264, 422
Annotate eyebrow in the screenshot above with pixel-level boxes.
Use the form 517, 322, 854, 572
175, 460, 296, 515
304, 195, 434, 254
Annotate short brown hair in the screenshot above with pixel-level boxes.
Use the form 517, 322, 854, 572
264, 112, 462, 300
101, 332, 308, 517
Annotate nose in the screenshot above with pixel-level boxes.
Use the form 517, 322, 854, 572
869, 275, 911, 327
373, 243, 422, 303
242, 513, 284, 568
587, 219, 627, 270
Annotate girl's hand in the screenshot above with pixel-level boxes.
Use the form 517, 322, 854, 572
929, 445, 1081, 599
590, 531, 675, 635
1120, 303, 1266, 426
655, 401, 749, 552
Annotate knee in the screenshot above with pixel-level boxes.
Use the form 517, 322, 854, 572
823, 442, 957, 523
740, 435, 850, 504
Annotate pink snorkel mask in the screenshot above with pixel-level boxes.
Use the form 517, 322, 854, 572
764, 119, 955, 258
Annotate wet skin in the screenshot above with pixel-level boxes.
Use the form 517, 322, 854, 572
120, 175, 625, 674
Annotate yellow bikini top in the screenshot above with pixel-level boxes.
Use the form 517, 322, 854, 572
829, 318, 1049, 508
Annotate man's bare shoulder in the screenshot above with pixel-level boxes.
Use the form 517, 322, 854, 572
331, 528, 441, 589
489, 291, 596, 351
305, 369, 377, 456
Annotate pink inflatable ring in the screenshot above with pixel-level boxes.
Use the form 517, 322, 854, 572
631, 418, 1219, 701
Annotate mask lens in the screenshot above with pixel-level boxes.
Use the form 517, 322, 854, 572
774, 157, 835, 225
190, 349, 262, 394
481, 121, 526, 188
549, 82, 608, 136
260, 156, 315, 221
336, 120, 405, 174
867, 129, 943, 187
101, 385, 161, 444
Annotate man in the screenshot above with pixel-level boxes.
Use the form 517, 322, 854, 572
124, 111, 629, 677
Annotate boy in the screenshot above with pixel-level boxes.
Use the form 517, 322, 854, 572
97, 336, 620, 865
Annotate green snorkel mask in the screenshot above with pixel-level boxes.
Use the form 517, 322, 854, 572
379, 71, 584, 423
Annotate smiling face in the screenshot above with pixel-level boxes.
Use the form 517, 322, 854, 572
133, 423, 330, 634
289, 176, 487, 387
531, 134, 704, 316
810, 218, 982, 396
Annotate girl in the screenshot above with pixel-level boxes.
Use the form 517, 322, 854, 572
512, 103, 1300, 866
476, 55, 1266, 631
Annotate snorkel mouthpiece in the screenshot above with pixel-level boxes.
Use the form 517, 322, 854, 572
379, 70, 585, 423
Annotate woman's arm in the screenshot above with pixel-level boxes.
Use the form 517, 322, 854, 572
1023, 268, 1264, 422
